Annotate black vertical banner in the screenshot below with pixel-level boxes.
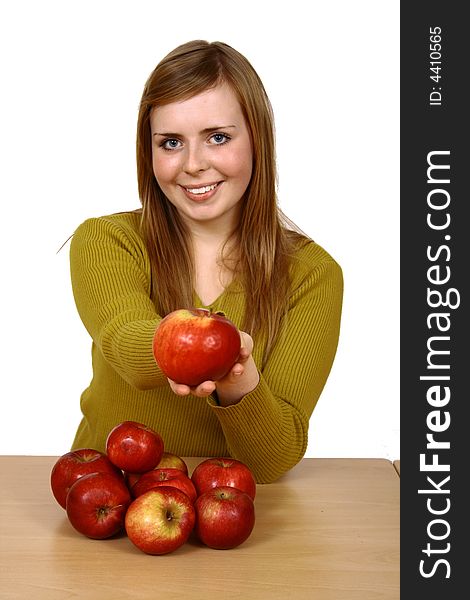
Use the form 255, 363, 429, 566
401, 2, 466, 598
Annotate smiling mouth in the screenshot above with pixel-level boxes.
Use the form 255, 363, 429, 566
183, 182, 220, 195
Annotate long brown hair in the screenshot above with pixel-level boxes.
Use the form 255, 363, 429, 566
136, 40, 307, 363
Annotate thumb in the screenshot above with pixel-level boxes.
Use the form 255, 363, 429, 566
239, 331, 254, 355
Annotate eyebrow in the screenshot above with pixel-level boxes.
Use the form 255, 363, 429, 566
153, 125, 237, 137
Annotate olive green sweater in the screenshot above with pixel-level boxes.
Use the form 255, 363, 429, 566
69, 211, 343, 483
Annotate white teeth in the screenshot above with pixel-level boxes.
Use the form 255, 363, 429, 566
186, 183, 218, 194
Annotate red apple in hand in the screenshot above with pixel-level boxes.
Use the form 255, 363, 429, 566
194, 486, 255, 549
191, 457, 257, 500
125, 487, 196, 555
153, 308, 241, 386
50, 448, 122, 509
106, 421, 164, 473
66, 471, 131, 539
132, 468, 197, 503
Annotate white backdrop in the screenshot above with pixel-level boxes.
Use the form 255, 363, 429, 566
0, 0, 399, 459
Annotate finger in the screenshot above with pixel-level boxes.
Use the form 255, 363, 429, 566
229, 362, 245, 377
238, 347, 251, 361
192, 381, 216, 397
168, 379, 191, 396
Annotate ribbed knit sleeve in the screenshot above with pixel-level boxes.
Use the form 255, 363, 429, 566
70, 213, 167, 390
207, 253, 343, 483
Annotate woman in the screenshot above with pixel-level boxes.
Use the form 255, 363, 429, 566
69, 40, 343, 483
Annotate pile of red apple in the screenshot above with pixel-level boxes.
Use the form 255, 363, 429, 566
50, 420, 256, 554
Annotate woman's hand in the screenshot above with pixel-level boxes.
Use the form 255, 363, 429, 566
167, 331, 259, 405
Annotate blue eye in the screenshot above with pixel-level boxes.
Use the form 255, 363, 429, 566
161, 138, 181, 150
210, 133, 230, 145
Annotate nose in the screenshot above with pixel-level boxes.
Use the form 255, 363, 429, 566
182, 142, 209, 175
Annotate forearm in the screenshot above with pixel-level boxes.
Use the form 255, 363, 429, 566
70, 215, 168, 390
208, 374, 309, 483
100, 317, 168, 390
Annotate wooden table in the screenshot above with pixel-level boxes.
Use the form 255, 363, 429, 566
0, 456, 399, 599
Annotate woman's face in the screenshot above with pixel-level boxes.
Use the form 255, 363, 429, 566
150, 83, 253, 232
